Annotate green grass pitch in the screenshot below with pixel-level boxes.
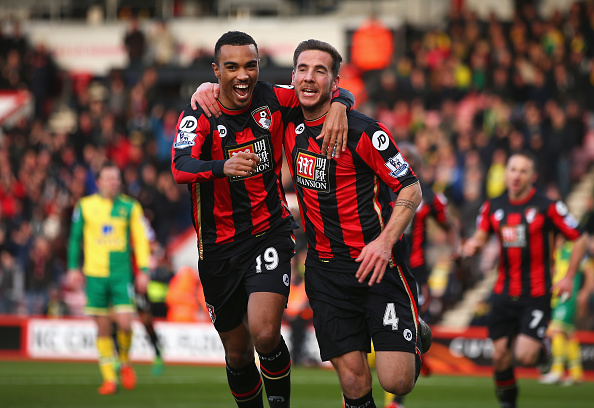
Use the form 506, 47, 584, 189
0, 361, 592, 408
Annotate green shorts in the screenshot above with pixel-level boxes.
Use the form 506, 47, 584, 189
550, 296, 577, 331
85, 274, 135, 316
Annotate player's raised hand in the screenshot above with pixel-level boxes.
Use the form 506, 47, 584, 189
191, 82, 222, 118
318, 102, 348, 159
224, 152, 260, 177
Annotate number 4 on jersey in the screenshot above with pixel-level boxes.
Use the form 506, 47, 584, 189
383, 303, 399, 330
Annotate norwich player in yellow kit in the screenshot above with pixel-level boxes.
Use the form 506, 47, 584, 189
67, 161, 150, 395
539, 239, 594, 385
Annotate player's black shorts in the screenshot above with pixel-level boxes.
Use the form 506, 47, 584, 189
198, 231, 295, 332
135, 291, 151, 313
488, 294, 551, 341
304, 257, 421, 361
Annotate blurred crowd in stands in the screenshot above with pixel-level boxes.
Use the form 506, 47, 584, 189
1, 1, 594, 331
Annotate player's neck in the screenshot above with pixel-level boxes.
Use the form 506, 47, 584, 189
304, 112, 327, 127
302, 101, 331, 121
508, 186, 535, 203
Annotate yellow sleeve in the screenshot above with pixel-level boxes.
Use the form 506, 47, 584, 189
130, 200, 151, 273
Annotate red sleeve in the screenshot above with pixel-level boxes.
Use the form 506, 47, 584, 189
354, 122, 418, 194
171, 108, 226, 184
476, 200, 492, 234
547, 200, 582, 240
273, 85, 300, 108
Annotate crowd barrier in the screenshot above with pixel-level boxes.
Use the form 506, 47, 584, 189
0, 316, 592, 380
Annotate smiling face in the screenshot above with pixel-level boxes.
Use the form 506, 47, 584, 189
292, 49, 339, 120
505, 154, 537, 200
213, 44, 259, 110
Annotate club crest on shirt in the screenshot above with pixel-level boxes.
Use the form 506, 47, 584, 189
224, 137, 273, 181
294, 149, 330, 193
251, 106, 272, 130
525, 207, 538, 223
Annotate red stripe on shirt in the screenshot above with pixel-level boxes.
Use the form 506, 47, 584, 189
506, 213, 523, 297
335, 151, 364, 258
529, 212, 546, 297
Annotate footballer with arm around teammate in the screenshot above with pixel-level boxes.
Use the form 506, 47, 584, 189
171, 31, 352, 408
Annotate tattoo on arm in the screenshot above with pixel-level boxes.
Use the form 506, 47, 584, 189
394, 199, 416, 213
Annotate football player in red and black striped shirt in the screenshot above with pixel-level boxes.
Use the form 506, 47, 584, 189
463, 151, 588, 408
282, 39, 426, 408
172, 32, 352, 408
399, 143, 460, 314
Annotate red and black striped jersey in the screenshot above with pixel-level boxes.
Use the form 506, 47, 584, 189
405, 186, 449, 270
476, 187, 581, 298
171, 81, 300, 260
283, 109, 419, 265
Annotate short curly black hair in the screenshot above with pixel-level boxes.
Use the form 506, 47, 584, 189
214, 31, 258, 65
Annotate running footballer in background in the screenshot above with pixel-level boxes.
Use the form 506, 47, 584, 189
463, 151, 588, 408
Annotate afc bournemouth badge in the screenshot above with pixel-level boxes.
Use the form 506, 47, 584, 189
252, 106, 272, 129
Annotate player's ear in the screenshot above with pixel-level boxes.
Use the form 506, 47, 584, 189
291, 70, 296, 86
212, 62, 221, 80
331, 75, 340, 92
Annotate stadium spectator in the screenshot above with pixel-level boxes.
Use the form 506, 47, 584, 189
123, 16, 147, 68
148, 19, 178, 66
350, 13, 394, 97
165, 265, 203, 322
24, 235, 58, 315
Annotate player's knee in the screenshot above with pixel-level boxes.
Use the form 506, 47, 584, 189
492, 348, 509, 368
225, 346, 255, 368
252, 328, 280, 354
515, 350, 538, 366
339, 370, 371, 398
380, 373, 415, 396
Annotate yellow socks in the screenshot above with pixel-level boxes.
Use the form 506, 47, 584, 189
97, 336, 117, 383
550, 332, 567, 375
566, 337, 583, 381
116, 330, 133, 365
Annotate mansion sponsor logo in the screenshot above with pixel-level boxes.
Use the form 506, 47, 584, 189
294, 149, 330, 193
225, 137, 273, 181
